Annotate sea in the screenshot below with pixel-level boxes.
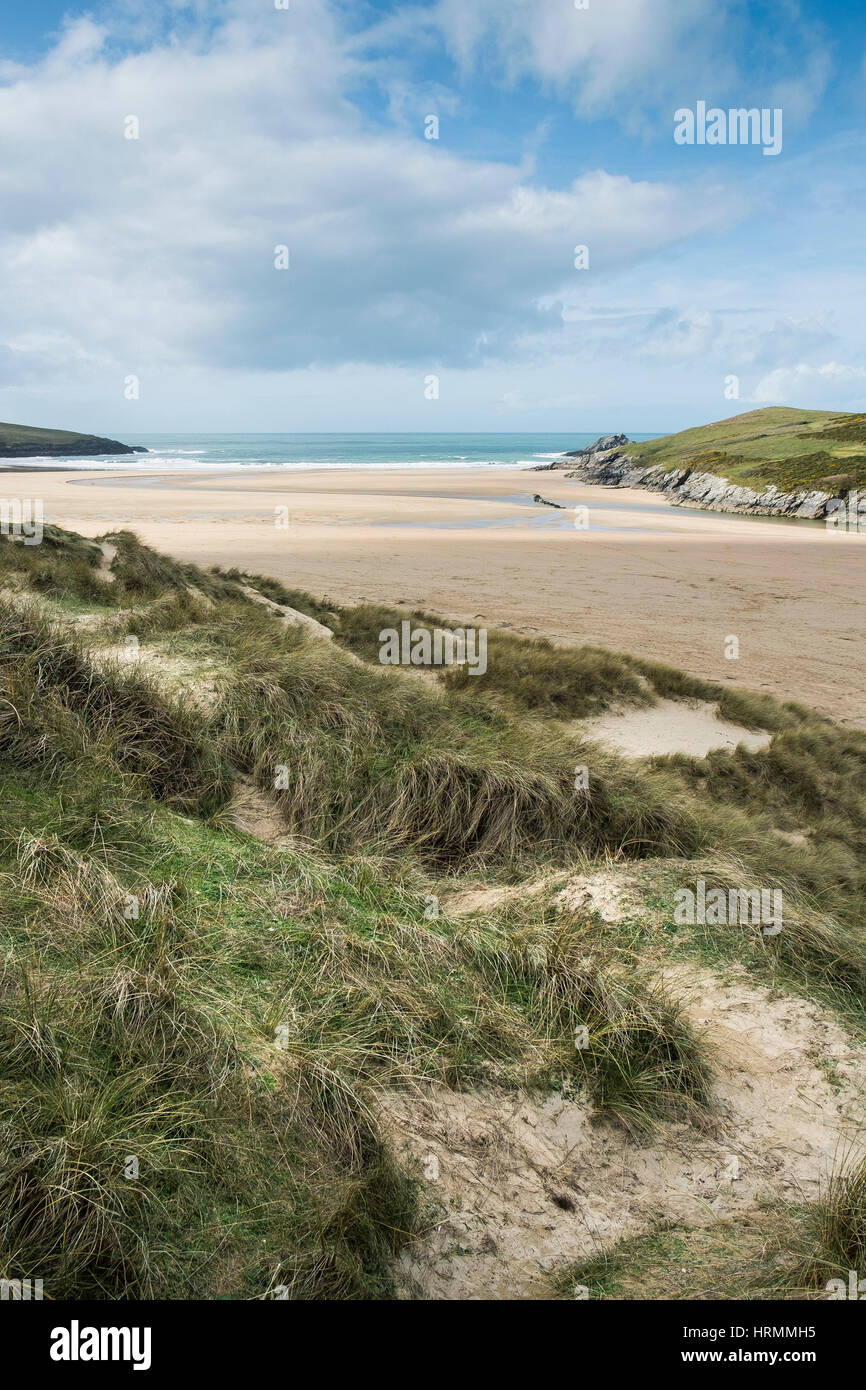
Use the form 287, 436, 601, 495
19, 432, 658, 472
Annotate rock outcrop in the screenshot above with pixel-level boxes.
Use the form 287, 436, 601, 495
563, 433, 631, 461
531, 493, 565, 510
535, 434, 860, 522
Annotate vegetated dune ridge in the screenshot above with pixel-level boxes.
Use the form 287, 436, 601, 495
1, 523, 864, 1301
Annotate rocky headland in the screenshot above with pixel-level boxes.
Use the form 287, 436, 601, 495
0, 422, 147, 459
535, 433, 859, 521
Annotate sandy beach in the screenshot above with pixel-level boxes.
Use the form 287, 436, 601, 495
4, 464, 865, 725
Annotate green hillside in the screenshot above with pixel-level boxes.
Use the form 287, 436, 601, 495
629, 406, 866, 493
0, 421, 144, 458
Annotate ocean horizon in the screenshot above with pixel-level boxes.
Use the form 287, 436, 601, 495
12, 431, 659, 472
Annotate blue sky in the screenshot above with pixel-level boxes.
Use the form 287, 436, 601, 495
1, 0, 865, 433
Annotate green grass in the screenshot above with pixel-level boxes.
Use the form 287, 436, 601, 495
0, 767, 711, 1297
557, 1157, 866, 1300
797, 1151, 866, 1296
0, 594, 232, 815
554, 1208, 805, 1300
1, 524, 864, 1299
337, 602, 652, 718
217, 567, 337, 626
627, 406, 866, 493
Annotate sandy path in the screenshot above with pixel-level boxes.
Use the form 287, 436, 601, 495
3, 465, 864, 724
385, 957, 865, 1300
580, 698, 773, 758
384, 870, 866, 1301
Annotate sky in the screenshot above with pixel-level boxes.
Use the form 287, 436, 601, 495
0, 0, 865, 435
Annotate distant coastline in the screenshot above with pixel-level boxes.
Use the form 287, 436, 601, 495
0, 420, 147, 460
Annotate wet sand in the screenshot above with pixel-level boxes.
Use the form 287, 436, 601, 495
3, 465, 865, 724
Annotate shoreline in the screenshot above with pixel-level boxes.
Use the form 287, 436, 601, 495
1, 463, 864, 725
0, 463, 88, 473
1, 452, 851, 527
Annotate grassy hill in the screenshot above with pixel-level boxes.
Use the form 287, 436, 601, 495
1, 524, 865, 1299
629, 406, 866, 493
0, 421, 145, 458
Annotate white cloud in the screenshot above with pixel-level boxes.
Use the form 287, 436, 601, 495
0, 0, 854, 432
433, 0, 725, 109
752, 362, 866, 406
429, 0, 828, 123
0, 2, 738, 394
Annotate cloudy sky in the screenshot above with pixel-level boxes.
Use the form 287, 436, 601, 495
1, 0, 865, 434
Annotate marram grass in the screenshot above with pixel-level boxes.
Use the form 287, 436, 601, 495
1, 526, 864, 1299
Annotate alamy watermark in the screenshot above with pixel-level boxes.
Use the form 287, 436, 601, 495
674, 103, 782, 157
674, 878, 782, 936
0, 498, 43, 545
50, 1322, 151, 1370
826, 491, 866, 533
379, 620, 487, 676
826, 1270, 866, 1299
1, 1277, 43, 1300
